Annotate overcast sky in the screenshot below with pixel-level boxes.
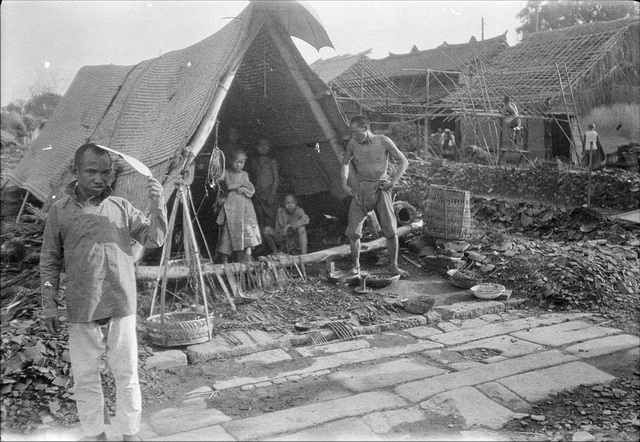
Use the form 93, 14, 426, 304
1, 1, 526, 106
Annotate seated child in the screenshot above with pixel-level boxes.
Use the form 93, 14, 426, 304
263, 194, 309, 255
216, 149, 262, 263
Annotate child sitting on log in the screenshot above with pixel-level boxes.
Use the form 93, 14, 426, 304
263, 193, 309, 255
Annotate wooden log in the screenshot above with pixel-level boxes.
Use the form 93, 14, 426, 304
136, 221, 423, 280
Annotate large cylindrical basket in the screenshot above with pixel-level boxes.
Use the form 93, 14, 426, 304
423, 185, 471, 240
146, 311, 214, 347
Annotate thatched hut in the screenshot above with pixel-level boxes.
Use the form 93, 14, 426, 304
435, 17, 640, 163
2, 2, 357, 257
310, 50, 418, 125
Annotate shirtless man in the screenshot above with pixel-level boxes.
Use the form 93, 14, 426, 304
341, 115, 409, 278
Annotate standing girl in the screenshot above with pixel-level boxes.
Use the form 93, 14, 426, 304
216, 149, 261, 262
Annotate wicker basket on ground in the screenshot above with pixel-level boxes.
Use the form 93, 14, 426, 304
147, 311, 214, 347
423, 185, 471, 240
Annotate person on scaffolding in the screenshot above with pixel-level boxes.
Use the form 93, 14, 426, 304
501, 95, 522, 146
440, 129, 458, 161
341, 115, 409, 279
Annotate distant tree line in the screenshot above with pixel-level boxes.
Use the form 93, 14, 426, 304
517, 0, 639, 35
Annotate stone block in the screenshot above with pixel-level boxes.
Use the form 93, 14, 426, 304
395, 350, 577, 403
329, 358, 447, 392
476, 382, 531, 412
361, 406, 426, 434
269, 417, 381, 441
150, 407, 231, 436
564, 334, 640, 358
151, 425, 235, 441
404, 325, 443, 339
433, 301, 504, 320
428, 313, 594, 347
236, 348, 292, 364
180, 397, 207, 409
420, 386, 515, 429
424, 310, 442, 324
294, 339, 370, 358
448, 336, 542, 361
222, 391, 407, 440
497, 361, 615, 402
144, 350, 187, 370
511, 321, 621, 347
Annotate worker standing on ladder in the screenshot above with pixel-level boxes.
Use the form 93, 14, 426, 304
501, 95, 521, 146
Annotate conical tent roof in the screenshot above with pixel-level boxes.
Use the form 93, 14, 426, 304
4, 1, 347, 213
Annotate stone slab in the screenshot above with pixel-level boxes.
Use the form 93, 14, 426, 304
420, 386, 515, 429
361, 406, 426, 434
448, 335, 542, 361
329, 358, 447, 392
404, 325, 443, 339
149, 407, 231, 436
236, 348, 292, 364
497, 361, 616, 402
427, 313, 593, 347
433, 301, 505, 320
187, 329, 281, 364
511, 321, 621, 347
145, 350, 187, 370
476, 382, 531, 412
222, 391, 407, 440
269, 417, 381, 441
294, 339, 370, 358
564, 334, 640, 358
395, 350, 577, 403
150, 425, 235, 441
437, 318, 490, 332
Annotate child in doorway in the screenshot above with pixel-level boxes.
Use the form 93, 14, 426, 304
263, 193, 310, 255
216, 149, 261, 262
250, 138, 279, 229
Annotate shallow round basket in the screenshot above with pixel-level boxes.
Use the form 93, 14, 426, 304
365, 272, 401, 289
470, 283, 506, 300
147, 311, 214, 347
447, 269, 482, 289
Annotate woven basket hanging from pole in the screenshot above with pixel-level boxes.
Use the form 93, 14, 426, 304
146, 182, 213, 347
423, 185, 470, 240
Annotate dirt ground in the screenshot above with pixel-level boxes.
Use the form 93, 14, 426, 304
2, 189, 639, 435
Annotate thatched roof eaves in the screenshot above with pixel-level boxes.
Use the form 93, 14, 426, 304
311, 52, 420, 115
370, 33, 508, 78
436, 17, 640, 118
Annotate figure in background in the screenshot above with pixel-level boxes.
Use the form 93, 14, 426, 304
251, 138, 279, 229
581, 123, 604, 170
40, 143, 167, 441
220, 127, 244, 166
501, 95, 521, 145
216, 148, 261, 263
341, 115, 409, 279
263, 193, 309, 255
429, 128, 444, 156
440, 129, 458, 162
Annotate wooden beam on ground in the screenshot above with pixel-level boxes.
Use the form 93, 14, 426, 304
136, 221, 423, 281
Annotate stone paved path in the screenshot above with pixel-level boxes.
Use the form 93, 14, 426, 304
5, 306, 639, 441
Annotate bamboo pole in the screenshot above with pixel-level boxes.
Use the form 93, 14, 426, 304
15, 191, 30, 223
136, 221, 423, 280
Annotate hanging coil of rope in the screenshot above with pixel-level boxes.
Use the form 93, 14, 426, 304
206, 121, 225, 190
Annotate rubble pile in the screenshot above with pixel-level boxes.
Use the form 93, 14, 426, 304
396, 159, 640, 211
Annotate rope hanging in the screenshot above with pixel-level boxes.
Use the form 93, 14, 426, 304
206, 121, 226, 190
